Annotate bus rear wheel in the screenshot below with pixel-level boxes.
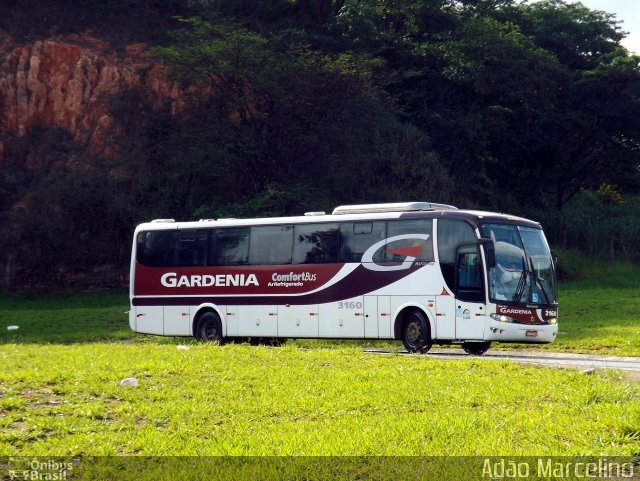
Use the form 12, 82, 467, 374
195, 312, 223, 343
462, 341, 491, 355
402, 310, 432, 354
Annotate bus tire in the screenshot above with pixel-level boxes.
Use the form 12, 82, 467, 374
462, 341, 491, 356
402, 310, 432, 354
195, 311, 223, 343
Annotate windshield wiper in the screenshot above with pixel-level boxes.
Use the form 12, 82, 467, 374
513, 257, 528, 302
528, 257, 551, 304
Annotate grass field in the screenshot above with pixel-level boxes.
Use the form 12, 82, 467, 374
1, 339, 640, 457
1, 259, 640, 460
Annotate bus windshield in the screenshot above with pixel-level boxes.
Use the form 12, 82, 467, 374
480, 223, 557, 305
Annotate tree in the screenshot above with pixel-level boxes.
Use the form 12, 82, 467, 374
343, 0, 640, 209
499, 1, 640, 208
150, 17, 451, 217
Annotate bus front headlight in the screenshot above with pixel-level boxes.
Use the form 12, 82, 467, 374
490, 313, 514, 323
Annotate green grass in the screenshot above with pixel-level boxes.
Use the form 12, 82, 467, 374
1, 342, 639, 457
542, 284, 640, 355
1, 259, 640, 459
0, 292, 132, 344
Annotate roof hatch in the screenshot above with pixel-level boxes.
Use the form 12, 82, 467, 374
332, 202, 457, 215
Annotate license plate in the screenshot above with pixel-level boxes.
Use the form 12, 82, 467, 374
526, 330, 538, 337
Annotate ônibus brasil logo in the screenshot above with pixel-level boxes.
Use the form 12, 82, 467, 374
361, 234, 430, 271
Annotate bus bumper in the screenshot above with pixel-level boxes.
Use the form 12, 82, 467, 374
129, 307, 136, 332
485, 319, 558, 343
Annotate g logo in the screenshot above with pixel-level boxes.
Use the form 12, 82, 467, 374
361, 234, 430, 271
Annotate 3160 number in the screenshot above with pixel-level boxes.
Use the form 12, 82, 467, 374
337, 301, 363, 309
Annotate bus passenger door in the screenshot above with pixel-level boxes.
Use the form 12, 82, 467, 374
319, 297, 364, 338
455, 300, 485, 340
454, 245, 486, 340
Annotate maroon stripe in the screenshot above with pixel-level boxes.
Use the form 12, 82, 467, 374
133, 264, 426, 307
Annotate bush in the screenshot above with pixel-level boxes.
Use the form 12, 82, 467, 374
527, 190, 640, 265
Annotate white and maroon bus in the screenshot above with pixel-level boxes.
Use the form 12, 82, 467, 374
129, 202, 558, 354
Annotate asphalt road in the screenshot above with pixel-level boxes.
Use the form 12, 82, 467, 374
365, 348, 640, 373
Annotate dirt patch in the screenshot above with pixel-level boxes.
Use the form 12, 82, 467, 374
621, 371, 640, 384
21, 387, 67, 409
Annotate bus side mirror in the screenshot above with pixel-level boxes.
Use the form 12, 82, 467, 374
478, 238, 496, 268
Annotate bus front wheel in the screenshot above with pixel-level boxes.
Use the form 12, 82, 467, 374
195, 312, 223, 343
402, 310, 432, 354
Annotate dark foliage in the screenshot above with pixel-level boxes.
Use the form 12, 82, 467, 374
0, 0, 191, 44
1, 0, 640, 288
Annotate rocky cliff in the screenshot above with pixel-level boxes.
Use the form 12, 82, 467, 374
0, 32, 182, 164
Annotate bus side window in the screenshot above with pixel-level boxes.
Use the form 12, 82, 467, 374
213, 228, 250, 265
386, 219, 434, 262
137, 230, 171, 267
293, 223, 339, 264
437, 219, 476, 292
456, 247, 483, 302
167, 230, 208, 267
338, 222, 386, 263
249, 226, 294, 265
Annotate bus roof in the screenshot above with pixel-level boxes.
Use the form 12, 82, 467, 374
135, 202, 542, 232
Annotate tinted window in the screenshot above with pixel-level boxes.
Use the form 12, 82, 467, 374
386, 219, 434, 262
213, 228, 250, 265
249, 225, 293, 265
338, 222, 386, 262
169, 230, 208, 266
437, 219, 476, 263
293, 223, 339, 264
137, 230, 172, 267
437, 219, 477, 291
137, 230, 208, 267
457, 245, 483, 302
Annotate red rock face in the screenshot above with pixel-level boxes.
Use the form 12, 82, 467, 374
0, 33, 182, 161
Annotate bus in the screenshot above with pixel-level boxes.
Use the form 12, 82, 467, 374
129, 202, 558, 355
